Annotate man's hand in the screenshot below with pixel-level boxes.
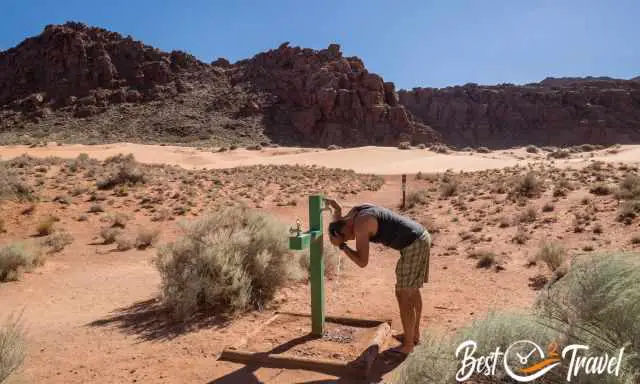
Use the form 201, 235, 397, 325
323, 197, 342, 220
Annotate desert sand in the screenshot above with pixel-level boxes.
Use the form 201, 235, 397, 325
1, 143, 639, 384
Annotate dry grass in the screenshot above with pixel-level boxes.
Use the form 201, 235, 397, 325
100, 228, 122, 245
154, 207, 302, 320
526, 145, 539, 153
469, 250, 497, 269
397, 141, 411, 150
440, 175, 459, 198
405, 189, 429, 209
589, 183, 613, 196
0, 313, 26, 383
41, 231, 74, 253
0, 163, 34, 201
135, 228, 161, 250
116, 236, 134, 251
36, 217, 56, 236
96, 154, 146, 190
110, 213, 129, 228
512, 171, 542, 199
536, 241, 566, 272
88, 204, 104, 213
519, 205, 538, 223
0, 242, 44, 282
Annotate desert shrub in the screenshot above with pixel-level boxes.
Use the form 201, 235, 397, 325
392, 312, 558, 384
0, 165, 34, 201
519, 205, 538, 223
512, 226, 529, 244
297, 244, 342, 280
498, 216, 511, 228
135, 228, 160, 249
96, 154, 145, 190
36, 217, 56, 236
589, 183, 613, 196
229, 144, 238, 150
246, 144, 262, 151
397, 141, 411, 150
535, 254, 640, 383
88, 204, 104, 213
100, 228, 122, 245
440, 175, 459, 198
110, 213, 129, 228
526, 145, 540, 153
476, 147, 490, 153
217, 147, 228, 152
0, 313, 26, 383
0, 218, 4, 234
470, 250, 496, 268
542, 202, 555, 212
153, 207, 302, 320
327, 144, 341, 151
116, 236, 134, 251
616, 174, 640, 200
430, 144, 449, 154
396, 254, 640, 384
417, 143, 426, 149
536, 241, 565, 272
405, 189, 429, 209
548, 149, 570, 159
42, 231, 74, 253
512, 171, 542, 198
0, 242, 44, 282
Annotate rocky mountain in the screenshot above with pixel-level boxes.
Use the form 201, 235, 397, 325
1, 22, 639, 148
399, 78, 640, 148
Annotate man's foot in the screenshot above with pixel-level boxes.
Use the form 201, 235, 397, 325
393, 333, 420, 346
385, 346, 413, 359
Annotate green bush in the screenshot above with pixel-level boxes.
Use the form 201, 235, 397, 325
0, 242, 44, 282
0, 313, 26, 383
394, 254, 640, 384
153, 207, 302, 320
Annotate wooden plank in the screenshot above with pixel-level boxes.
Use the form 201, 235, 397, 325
276, 311, 391, 328
218, 349, 366, 378
363, 322, 392, 377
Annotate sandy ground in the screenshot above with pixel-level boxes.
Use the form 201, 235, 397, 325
1, 143, 639, 384
2, 143, 638, 174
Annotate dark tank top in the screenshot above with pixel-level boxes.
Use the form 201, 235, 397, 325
351, 204, 425, 250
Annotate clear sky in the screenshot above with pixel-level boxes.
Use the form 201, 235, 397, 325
1, 0, 638, 90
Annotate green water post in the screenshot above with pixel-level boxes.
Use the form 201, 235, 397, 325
308, 194, 325, 336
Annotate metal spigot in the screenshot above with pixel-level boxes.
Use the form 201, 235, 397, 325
289, 219, 302, 236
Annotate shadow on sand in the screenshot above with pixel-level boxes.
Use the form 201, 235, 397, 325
207, 335, 406, 384
86, 298, 230, 342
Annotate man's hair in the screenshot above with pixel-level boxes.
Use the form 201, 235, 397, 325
328, 220, 347, 237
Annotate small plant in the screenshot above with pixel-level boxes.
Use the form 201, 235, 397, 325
88, 204, 104, 213
77, 214, 89, 222
526, 145, 539, 153
398, 141, 411, 150
470, 223, 483, 233
536, 241, 565, 272
217, 147, 228, 152
469, 250, 497, 269
0, 218, 4, 233
589, 183, 612, 196
476, 147, 490, 153
618, 200, 640, 224
512, 171, 542, 198
593, 223, 603, 234
512, 226, 529, 244
417, 143, 426, 149
116, 236, 134, 251
631, 235, 640, 245
498, 216, 511, 228
405, 189, 429, 209
327, 144, 341, 151
110, 212, 129, 228
542, 202, 554, 212
229, 144, 238, 150
440, 179, 459, 198
100, 228, 122, 245
42, 231, 74, 253
0, 242, 44, 282
36, 217, 56, 236
135, 228, 161, 250
246, 144, 262, 151
548, 149, 570, 159
616, 174, 640, 200
430, 144, 449, 154
0, 313, 26, 382
519, 205, 538, 223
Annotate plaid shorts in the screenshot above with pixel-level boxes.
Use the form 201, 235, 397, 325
396, 231, 431, 289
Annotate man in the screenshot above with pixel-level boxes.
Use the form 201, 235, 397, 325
324, 197, 431, 356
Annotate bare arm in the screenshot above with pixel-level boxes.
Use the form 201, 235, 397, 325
324, 197, 343, 221
340, 217, 371, 268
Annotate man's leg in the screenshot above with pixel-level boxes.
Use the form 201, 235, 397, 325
414, 289, 422, 344
395, 287, 418, 354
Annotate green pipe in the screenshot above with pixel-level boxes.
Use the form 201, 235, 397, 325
308, 194, 325, 336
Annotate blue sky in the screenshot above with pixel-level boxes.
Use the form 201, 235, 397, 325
1, 0, 638, 89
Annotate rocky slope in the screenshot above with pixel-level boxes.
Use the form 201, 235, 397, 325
0, 22, 439, 147
1, 22, 639, 148
399, 78, 640, 148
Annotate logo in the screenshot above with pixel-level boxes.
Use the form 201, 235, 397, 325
455, 339, 625, 382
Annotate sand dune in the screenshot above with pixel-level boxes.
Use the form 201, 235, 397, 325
1, 143, 638, 174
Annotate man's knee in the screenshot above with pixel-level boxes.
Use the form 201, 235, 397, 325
396, 287, 418, 303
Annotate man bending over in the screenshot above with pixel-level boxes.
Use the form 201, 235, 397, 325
324, 198, 431, 356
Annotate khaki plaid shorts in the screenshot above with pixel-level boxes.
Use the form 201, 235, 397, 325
396, 231, 431, 288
